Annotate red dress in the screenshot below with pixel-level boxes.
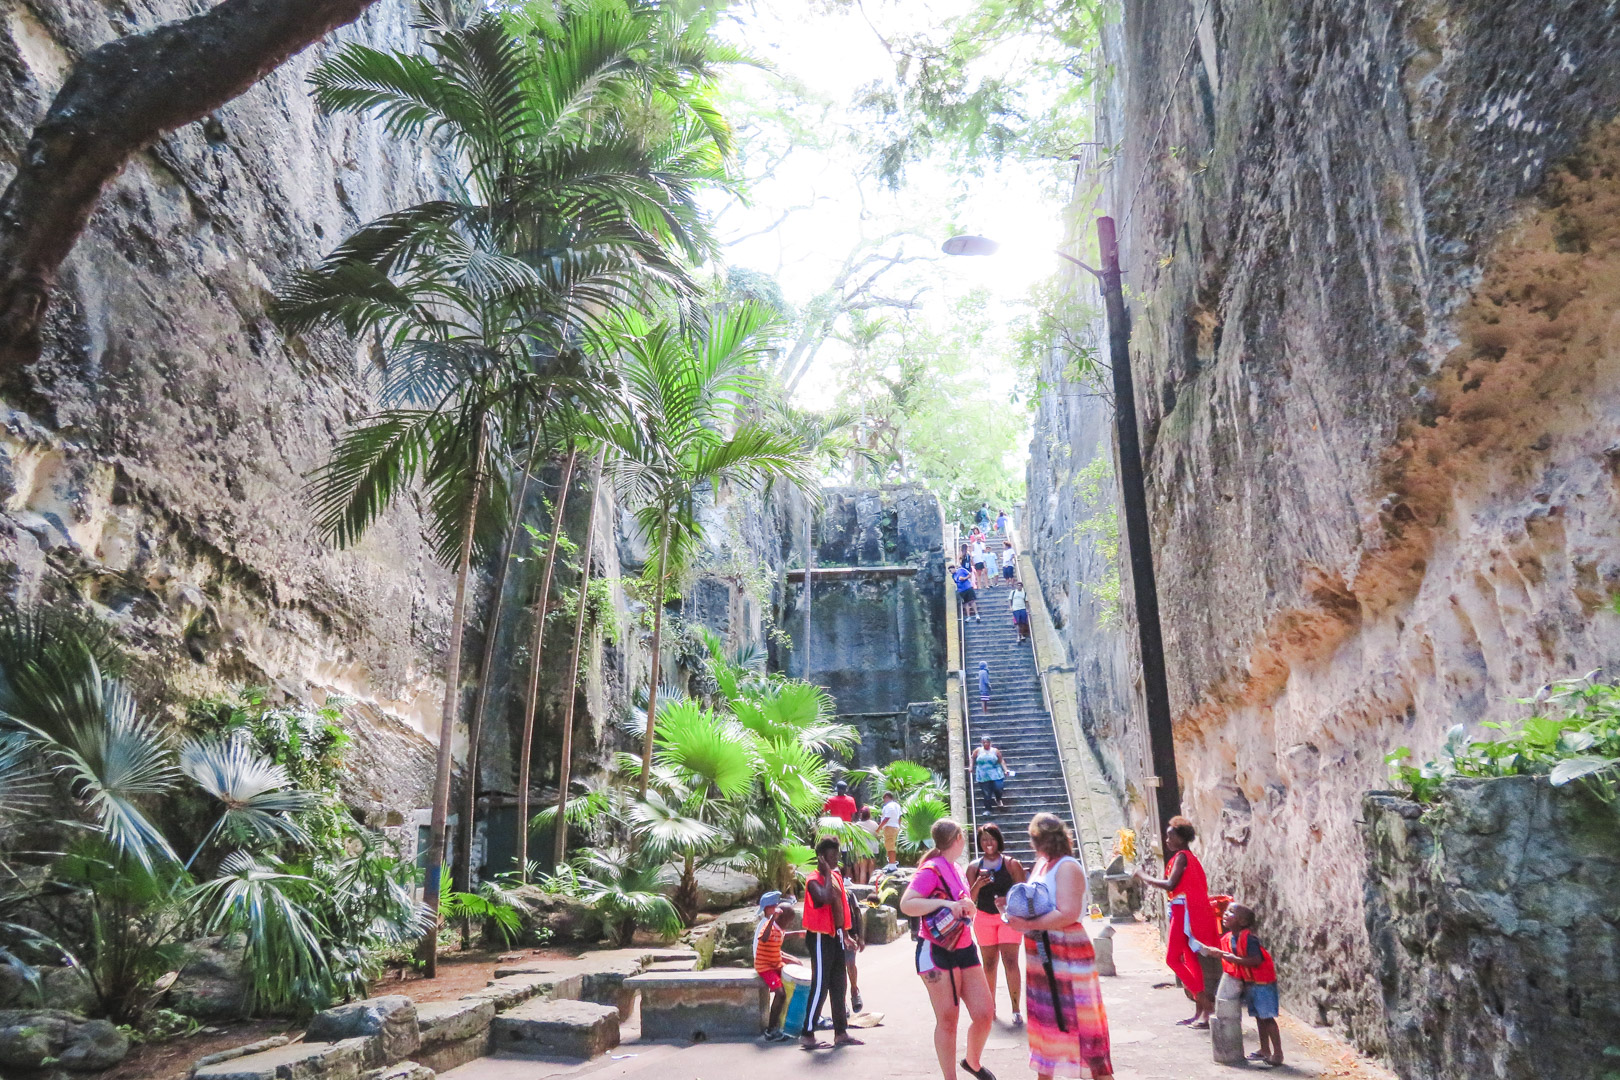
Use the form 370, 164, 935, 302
1165, 849, 1218, 995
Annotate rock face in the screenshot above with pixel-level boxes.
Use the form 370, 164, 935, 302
1024, 0, 1620, 1052
773, 485, 947, 770
0, 1009, 128, 1071
0, 4, 450, 817
1362, 778, 1620, 1080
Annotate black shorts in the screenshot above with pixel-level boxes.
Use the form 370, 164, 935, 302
959, 588, 976, 603
1002, 565, 1015, 578
974, 561, 986, 570
916, 938, 981, 974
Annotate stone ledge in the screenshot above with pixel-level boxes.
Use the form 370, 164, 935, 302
414, 1000, 494, 1048
191, 1037, 371, 1080
460, 972, 583, 1011
625, 970, 767, 1041
489, 1000, 620, 1059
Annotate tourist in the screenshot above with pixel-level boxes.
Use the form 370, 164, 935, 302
954, 563, 981, 622
996, 508, 1010, 535
878, 790, 903, 868
824, 779, 857, 823
1002, 813, 1114, 1080
801, 837, 863, 1049
846, 897, 866, 1013
973, 734, 1008, 809
984, 543, 1000, 584
966, 823, 1026, 1023
1000, 540, 1016, 584
971, 536, 989, 589
900, 819, 996, 1080
855, 806, 881, 883
754, 891, 801, 1042
1135, 816, 1220, 1027
977, 662, 992, 718
1200, 903, 1283, 1066
976, 503, 991, 530
1009, 581, 1031, 643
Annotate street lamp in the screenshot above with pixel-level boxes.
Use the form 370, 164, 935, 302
942, 217, 1183, 835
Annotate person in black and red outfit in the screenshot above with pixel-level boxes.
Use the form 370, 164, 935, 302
1202, 903, 1282, 1066
800, 836, 864, 1050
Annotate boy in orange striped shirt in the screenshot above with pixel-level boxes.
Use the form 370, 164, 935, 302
755, 891, 800, 1042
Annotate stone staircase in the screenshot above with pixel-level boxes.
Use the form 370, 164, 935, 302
962, 584, 1078, 866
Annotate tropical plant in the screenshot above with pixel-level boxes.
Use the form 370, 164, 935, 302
278, 2, 746, 949
568, 848, 682, 947
592, 302, 817, 797
436, 868, 522, 950
1387, 675, 1620, 804
0, 615, 430, 1019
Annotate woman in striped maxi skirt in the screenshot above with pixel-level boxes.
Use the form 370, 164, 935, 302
1002, 814, 1114, 1080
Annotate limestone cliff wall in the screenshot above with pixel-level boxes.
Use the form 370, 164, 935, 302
0, 0, 458, 815
1026, 0, 1620, 1054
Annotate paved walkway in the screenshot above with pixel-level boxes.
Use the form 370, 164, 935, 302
444, 919, 1390, 1080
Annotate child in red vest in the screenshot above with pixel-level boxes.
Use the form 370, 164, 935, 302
1204, 903, 1282, 1066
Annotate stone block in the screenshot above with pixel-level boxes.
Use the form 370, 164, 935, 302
412, 999, 494, 1073
861, 904, 903, 945
461, 973, 581, 1011
360, 1064, 434, 1080
644, 959, 697, 973
192, 1037, 293, 1071
1091, 924, 1116, 977
846, 883, 876, 905
0, 1010, 129, 1072
192, 1037, 371, 1080
490, 999, 620, 1059
577, 957, 645, 1018
305, 996, 418, 1066
1211, 978, 1245, 1065
625, 970, 768, 1041
414, 1000, 494, 1048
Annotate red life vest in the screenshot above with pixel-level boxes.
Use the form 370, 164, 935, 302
1220, 929, 1277, 984
802, 869, 850, 935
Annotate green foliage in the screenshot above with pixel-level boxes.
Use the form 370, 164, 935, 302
0, 618, 429, 1021
437, 868, 522, 950
565, 850, 682, 947
187, 691, 355, 859
833, 0, 1109, 185
1386, 676, 1620, 804
1071, 456, 1121, 626
833, 299, 1029, 520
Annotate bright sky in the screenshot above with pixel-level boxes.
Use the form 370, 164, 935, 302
706, 1, 1074, 422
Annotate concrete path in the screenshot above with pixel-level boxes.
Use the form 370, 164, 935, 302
444, 919, 1390, 1080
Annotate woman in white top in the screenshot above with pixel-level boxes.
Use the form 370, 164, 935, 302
1002, 814, 1114, 1079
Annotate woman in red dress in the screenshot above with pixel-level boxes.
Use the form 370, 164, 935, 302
1135, 816, 1220, 1027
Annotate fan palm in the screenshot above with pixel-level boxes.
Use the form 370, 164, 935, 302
571, 848, 681, 946
592, 302, 817, 797
277, 2, 740, 968
0, 620, 179, 871
179, 734, 316, 867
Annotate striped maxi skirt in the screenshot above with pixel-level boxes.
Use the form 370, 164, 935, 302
1024, 925, 1113, 1078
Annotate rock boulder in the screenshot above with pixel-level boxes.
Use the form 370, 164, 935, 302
0, 1010, 129, 1072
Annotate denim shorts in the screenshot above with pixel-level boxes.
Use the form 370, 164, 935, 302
1243, 981, 1279, 1019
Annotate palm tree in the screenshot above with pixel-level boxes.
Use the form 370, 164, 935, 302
276, 1, 738, 970
594, 303, 817, 798
551, 447, 608, 869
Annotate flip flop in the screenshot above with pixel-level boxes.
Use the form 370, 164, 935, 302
1175, 1017, 1197, 1026
1190, 1021, 1210, 1030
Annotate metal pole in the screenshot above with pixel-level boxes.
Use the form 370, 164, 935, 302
1096, 215, 1182, 833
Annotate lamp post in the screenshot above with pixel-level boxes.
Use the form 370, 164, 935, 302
943, 217, 1182, 834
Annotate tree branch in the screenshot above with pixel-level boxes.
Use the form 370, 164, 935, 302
0, 0, 383, 363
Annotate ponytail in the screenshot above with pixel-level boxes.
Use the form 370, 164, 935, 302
921, 818, 963, 864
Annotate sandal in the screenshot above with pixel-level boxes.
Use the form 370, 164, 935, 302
960, 1060, 997, 1080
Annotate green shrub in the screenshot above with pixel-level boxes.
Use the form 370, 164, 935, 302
1387, 676, 1620, 803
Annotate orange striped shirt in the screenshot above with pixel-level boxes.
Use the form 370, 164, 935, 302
754, 920, 784, 974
